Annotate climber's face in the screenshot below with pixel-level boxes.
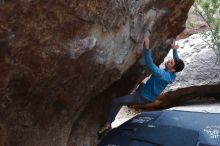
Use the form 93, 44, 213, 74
165, 59, 176, 72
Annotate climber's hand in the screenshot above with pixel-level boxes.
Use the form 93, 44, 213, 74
171, 39, 179, 49
144, 37, 150, 49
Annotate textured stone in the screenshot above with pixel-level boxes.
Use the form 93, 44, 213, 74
0, 0, 194, 146
67, 36, 97, 59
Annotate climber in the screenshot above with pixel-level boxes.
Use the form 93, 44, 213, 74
98, 36, 185, 137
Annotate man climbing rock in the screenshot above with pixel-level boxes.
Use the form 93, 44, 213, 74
98, 37, 185, 137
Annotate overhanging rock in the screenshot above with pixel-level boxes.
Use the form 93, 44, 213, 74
0, 0, 194, 146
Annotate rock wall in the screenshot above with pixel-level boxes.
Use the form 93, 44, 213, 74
0, 0, 194, 146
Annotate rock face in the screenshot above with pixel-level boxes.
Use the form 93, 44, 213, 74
0, 0, 194, 146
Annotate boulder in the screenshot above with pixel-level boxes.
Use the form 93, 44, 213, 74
0, 0, 194, 145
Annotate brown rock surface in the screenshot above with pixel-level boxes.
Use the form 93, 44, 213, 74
0, 0, 194, 146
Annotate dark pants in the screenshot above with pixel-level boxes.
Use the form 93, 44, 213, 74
107, 91, 151, 123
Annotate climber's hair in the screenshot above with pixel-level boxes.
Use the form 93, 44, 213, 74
174, 59, 184, 72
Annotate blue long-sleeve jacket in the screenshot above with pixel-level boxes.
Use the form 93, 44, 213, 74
140, 49, 179, 101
